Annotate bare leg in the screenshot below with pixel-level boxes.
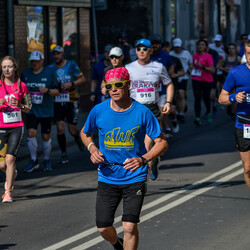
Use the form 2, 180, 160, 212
123, 222, 138, 250
5, 154, 16, 190
240, 151, 250, 190
98, 226, 119, 245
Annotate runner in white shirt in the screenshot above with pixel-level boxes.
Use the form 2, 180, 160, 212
126, 38, 174, 180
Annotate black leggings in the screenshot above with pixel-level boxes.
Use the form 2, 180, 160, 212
192, 80, 212, 118
0, 126, 24, 158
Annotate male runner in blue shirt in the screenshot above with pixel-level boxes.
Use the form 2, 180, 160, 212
219, 40, 250, 190
81, 67, 168, 249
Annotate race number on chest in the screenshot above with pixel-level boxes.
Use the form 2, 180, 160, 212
3, 107, 22, 123
55, 91, 70, 103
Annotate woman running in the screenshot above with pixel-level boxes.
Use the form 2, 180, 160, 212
191, 39, 215, 125
0, 56, 31, 203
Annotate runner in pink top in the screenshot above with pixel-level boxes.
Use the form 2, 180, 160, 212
0, 56, 31, 203
191, 39, 215, 126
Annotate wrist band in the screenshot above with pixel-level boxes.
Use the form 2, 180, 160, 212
71, 81, 75, 87
166, 101, 172, 104
202, 66, 206, 70
87, 142, 95, 151
229, 93, 236, 103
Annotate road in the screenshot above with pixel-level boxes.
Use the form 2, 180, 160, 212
0, 104, 249, 250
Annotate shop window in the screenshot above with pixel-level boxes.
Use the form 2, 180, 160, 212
27, 6, 44, 56
62, 8, 78, 63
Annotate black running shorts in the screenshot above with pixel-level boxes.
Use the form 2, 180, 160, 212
54, 101, 79, 125
26, 114, 52, 134
235, 128, 250, 152
96, 181, 146, 228
0, 126, 24, 159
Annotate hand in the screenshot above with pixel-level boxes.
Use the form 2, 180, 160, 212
90, 148, 104, 164
162, 103, 171, 115
236, 91, 246, 103
123, 157, 142, 171
38, 86, 48, 94
62, 82, 73, 91
10, 97, 19, 107
0, 98, 6, 105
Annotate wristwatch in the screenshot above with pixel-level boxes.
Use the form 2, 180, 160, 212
21, 105, 25, 109
139, 156, 148, 166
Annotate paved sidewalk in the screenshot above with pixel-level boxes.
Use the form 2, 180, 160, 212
17, 111, 89, 161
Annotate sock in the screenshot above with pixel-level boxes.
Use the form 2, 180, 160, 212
43, 139, 52, 160
112, 238, 123, 250
57, 133, 66, 153
27, 137, 37, 161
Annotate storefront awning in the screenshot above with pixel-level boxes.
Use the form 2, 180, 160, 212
17, 0, 91, 8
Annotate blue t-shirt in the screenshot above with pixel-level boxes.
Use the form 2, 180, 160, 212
50, 60, 83, 102
223, 64, 250, 129
21, 67, 58, 118
92, 61, 107, 103
150, 49, 173, 96
83, 99, 162, 185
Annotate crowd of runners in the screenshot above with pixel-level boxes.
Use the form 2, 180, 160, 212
1, 31, 250, 249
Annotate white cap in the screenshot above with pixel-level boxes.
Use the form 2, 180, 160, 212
109, 47, 123, 57
173, 38, 182, 47
29, 50, 44, 61
214, 34, 223, 42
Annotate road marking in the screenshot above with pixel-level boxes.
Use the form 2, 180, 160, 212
43, 160, 242, 250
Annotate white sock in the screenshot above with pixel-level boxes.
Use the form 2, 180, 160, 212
43, 139, 52, 160
27, 137, 37, 161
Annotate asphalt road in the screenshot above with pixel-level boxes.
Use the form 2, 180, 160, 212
0, 102, 249, 250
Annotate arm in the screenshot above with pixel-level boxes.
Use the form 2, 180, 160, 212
90, 79, 97, 102
171, 68, 185, 79
80, 127, 104, 164
62, 74, 86, 91
218, 89, 246, 105
123, 133, 168, 171
162, 81, 174, 115
38, 86, 59, 96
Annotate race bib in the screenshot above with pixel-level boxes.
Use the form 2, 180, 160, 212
246, 93, 250, 103
31, 92, 43, 104
136, 88, 155, 104
191, 68, 202, 76
243, 124, 250, 139
3, 107, 22, 123
55, 92, 70, 103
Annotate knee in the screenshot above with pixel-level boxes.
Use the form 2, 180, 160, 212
244, 167, 250, 177
5, 155, 15, 166
28, 129, 36, 138
123, 222, 137, 235
98, 227, 109, 235
57, 123, 65, 135
177, 91, 185, 99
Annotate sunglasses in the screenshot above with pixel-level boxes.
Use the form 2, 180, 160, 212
136, 47, 150, 52
110, 55, 121, 59
104, 80, 128, 91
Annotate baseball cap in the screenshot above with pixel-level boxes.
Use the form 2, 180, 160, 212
52, 45, 64, 53
148, 34, 161, 42
109, 47, 123, 57
214, 34, 223, 42
173, 38, 182, 47
104, 44, 113, 52
29, 50, 44, 61
136, 39, 152, 48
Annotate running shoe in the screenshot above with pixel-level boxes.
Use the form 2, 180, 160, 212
43, 160, 52, 171
113, 238, 123, 250
194, 117, 202, 126
58, 152, 69, 164
171, 120, 179, 133
207, 113, 213, 124
149, 157, 160, 181
2, 191, 13, 203
24, 159, 39, 173
4, 170, 17, 191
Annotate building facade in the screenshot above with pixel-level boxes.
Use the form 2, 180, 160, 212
0, 0, 91, 111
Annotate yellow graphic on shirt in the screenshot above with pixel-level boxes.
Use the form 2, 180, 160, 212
0, 143, 8, 161
104, 126, 140, 150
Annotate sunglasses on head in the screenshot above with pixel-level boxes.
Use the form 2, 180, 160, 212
136, 47, 150, 52
110, 55, 121, 59
104, 80, 128, 91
